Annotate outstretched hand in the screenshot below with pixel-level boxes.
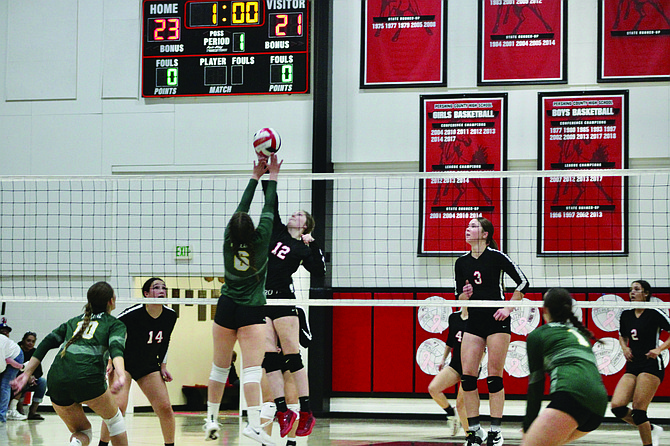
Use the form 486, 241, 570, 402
252, 158, 268, 180
267, 153, 283, 181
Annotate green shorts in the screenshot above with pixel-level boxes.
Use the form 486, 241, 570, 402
47, 374, 107, 406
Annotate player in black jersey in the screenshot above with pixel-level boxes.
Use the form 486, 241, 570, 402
12, 282, 128, 446
261, 181, 326, 439
428, 308, 469, 436
611, 280, 670, 446
98, 278, 177, 446
456, 217, 529, 446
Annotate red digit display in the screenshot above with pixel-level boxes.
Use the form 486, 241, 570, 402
269, 12, 303, 38
148, 18, 181, 42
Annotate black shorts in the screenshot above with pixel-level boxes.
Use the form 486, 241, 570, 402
214, 295, 267, 329
125, 362, 161, 381
547, 391, 603, 433
448, 353, 463, 376
265, 304, 298, 320
465, 310, 511, 339
626, 358, 665, 381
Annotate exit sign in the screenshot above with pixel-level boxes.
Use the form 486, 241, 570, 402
175, 246, 192, 260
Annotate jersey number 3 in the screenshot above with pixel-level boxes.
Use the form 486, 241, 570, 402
473, 271, 482, 285
147, 330, 163, 344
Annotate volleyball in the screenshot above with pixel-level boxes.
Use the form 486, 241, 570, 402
253, 127, 281, 157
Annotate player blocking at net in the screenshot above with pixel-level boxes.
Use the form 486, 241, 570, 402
204, 154, 282, 445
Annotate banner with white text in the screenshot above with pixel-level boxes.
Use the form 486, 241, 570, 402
478, 0, 567, 85
362, 0, 447, 88
598, 0, 670, 82
419, 94, 507, 256
538, 91, 628, 256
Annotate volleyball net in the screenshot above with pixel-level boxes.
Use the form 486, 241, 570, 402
0, 168, 669, 306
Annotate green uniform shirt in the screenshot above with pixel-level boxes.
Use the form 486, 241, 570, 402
34, 312, 126, 383
221, 178, 277, 306
523, 322, 607, 431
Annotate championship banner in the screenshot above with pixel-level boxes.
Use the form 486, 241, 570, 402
598, 0, 670, 82
419, 94, 507, 256
478, 0, 567, 85
361, 0, 447, 88
538, 91, 629, 256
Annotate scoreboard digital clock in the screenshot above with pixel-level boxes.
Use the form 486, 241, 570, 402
141, 0, 309, 97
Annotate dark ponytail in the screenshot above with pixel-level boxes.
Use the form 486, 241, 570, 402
61, 281, 114, 358
544, 288, 600, 344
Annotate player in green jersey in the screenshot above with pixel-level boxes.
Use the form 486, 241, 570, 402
521, 288, 607, 446
204, 154, 282, 445
11, 281, 128, 446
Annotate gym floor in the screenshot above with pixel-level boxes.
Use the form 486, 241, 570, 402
0, 410, 662, 446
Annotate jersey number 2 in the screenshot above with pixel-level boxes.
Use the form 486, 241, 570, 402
147, 331, 163, 344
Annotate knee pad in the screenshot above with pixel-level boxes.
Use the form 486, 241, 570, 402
262, 352, 284, 373
284, 353, 304, 373
260, 402, 277, 419
461, 375, 478, 392
631, 409, 649, 426
104, 409, 126, 437
242, 366, 263, 385
288, 403, 300, 413
487, 376, 504, 394
209, 364, 230, 384
611, 405, 629, 419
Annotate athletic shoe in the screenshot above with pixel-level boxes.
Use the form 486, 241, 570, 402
6, 410, 26, 421
295, 411, 316, 436
27, 413, 44, 420
486, 430, 503, 446
651, 424, 663, 446
242, 424, 276, 446
275, 409, 297, 437
203, 419, 220, 440
69, 438, 83, 446
465, 429, 486, 446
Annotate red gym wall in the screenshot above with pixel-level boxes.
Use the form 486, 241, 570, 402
331, 290, 670, 398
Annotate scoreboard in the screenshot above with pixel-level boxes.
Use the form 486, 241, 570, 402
141, 0, 309, 97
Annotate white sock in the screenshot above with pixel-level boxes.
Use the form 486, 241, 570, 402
207, 402, 219, 423
8, 400, 17, 411
247, 406, 261, 429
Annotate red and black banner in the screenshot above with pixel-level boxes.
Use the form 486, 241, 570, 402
478, 0, 567, 85
419, 94, 507, 256
361, 0, 447, 88
598, 0, 670, 82
538, 91, 628, 256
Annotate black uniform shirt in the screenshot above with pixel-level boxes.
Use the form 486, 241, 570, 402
620, 308, 670, 363
263, 186, 326, 299
118, 304, 177, 366
454, 247, 529, 315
